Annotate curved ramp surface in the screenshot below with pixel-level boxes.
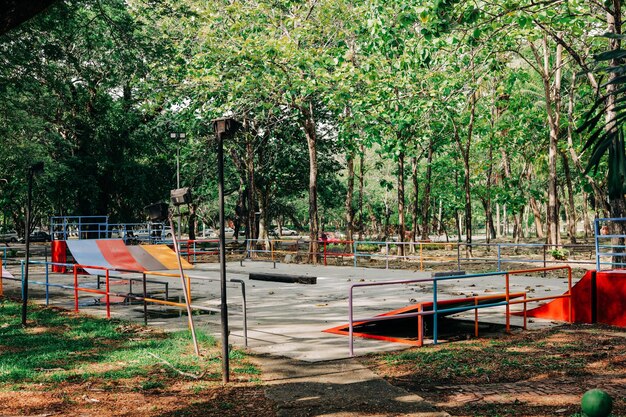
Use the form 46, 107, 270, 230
66, 239, 114, 275
521, 270, 626, 327
140, 244, 192, 270
1, 267, 13, 279
65, 239, 193, 274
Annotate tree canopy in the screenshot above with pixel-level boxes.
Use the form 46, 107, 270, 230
0, 0, 623, 246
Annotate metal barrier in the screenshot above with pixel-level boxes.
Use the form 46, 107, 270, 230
245, 238, 306, 262
458, 242, 596, 271
225, 237, 597, 271
353, 241, 458, 270
347, 265, 572, 356
595, 217, 626, 270
8, 260, 248, 347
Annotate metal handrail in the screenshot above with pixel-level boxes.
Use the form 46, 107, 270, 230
13, 260, 248, 347
347, 265, 572, 356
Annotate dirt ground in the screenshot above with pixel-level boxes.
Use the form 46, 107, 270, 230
0, 379, 274, 416
362, 324, 626, 417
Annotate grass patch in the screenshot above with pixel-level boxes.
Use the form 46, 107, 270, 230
365, 325, 626, 386
0, 298, 259, 386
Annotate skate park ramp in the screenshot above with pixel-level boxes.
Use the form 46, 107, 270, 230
521, 270, 626, 327
1, 267, 13, 279
65, 239, 193, 274
324, 292, 526, 345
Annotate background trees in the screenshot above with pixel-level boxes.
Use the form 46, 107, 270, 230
0, 0, 623, 244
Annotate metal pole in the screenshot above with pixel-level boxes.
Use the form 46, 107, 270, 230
21, 170, 33, 326
218, 131, 230, 383
177, 140, 182, 240
142, 272, 148, 326
169, 216, 200, 355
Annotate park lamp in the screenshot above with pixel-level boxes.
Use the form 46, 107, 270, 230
212, 117, 241, 139
170, 187, 192, 206
170, 132, 186, 140
212, 116, 242, 383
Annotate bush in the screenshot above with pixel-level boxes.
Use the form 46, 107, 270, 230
550, 248, 569, 260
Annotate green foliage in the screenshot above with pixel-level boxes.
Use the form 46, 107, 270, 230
550, 248, 569, 260
0, 0, 621, 240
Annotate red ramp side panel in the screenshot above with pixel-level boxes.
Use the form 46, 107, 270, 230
97, 239, 146, 272
51, 240, 67, 273
523, 270, 593, 323
597, 271, 626, 327
524, 270, 626, 327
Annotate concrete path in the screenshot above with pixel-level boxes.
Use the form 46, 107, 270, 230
255, 354, 449, 417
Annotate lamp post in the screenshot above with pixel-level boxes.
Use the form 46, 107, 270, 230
22, 161, 44, 326
212, 117, 241, 383
170, 132, 186, 239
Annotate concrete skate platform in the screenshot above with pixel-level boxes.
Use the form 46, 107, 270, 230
2, 260, 577, 362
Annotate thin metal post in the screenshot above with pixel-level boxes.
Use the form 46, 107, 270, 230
21, 170, 33, 326
474, 298, 479, 337
45, 261, 49, 305
385, 243, 389, 269
353, 241, 358, 268
142, 272, 148, 326
349, 285, 354, 357
417, 305, 423, 347
433, 279, 438, 344
497, 245, 501, 271
105, 269, 110, 319
217, 131, 230, 383
73, 267, 79, 312
505, 273, 510, 333
20, 260, 24, 298
176, 140, 182, 240
457, 243, 461, 271
170, 216, 200, 356
594, 219, 601, 271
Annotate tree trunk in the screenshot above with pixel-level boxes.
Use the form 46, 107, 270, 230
411, 156, 420, 241
257, 188, 270, 246
345, 149, 355, 251
188, 203, 197, 241
496, 203, 501, 238
452, 90, 477, 246
560, 151, 577, 243
397, 151, 405, 255
535, 34, 563, 247
481, 198, 496, 243
421, 137, 433, 240
528, 197, 544, 238
582, 192, 592, 240
358, 145, 365, 240
302, 102, 320, 264
246, 132, 257, 241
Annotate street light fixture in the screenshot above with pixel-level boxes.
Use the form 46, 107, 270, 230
22, 161, 44, 326
212, 117, 241, 384
170, 132, 186, 239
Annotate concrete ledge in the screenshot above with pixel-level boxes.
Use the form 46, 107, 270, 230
249, 272, 317, 284
433, 270, 465, 278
